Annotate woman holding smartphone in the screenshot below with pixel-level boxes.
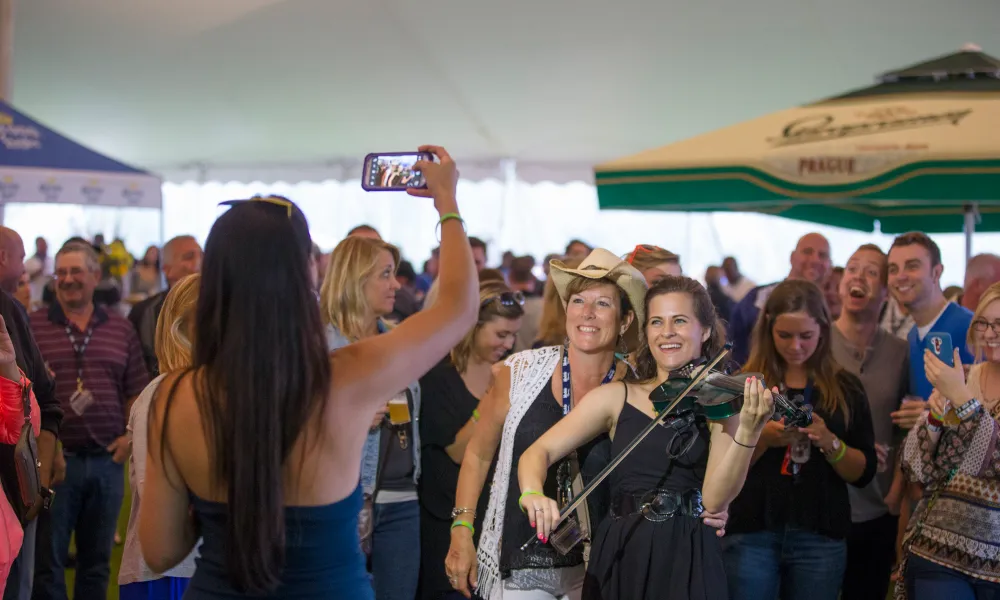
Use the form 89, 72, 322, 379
898, 282, 1000, 598
722, 280, 876, 600
139, 146, 479, 600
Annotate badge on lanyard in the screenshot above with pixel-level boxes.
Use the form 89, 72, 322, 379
66, 324, 95, 416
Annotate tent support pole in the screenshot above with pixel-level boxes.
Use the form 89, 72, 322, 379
0, 0, 10, 225
0, 0, 11, 103
964, 203, 979, 264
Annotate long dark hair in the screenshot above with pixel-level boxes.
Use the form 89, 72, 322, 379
743, 279, 848, 423
159, 199, 331, 593
631, 276, 726, 382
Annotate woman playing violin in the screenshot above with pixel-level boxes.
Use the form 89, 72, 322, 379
518, 276, 775, 600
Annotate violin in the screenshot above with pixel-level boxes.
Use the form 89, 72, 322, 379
649, 358, 813, 427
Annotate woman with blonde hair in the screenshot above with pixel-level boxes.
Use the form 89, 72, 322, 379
900, 281, 1000, 598
119, 273, 201, 600
320, 234, 423, 600
419, 279, 525, 600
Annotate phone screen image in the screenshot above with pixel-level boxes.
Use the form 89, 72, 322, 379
363, 153, 429, 191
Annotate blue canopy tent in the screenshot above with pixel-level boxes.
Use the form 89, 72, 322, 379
0, 100, 162, 225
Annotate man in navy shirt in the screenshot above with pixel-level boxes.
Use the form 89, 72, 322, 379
727, 232, 832, 365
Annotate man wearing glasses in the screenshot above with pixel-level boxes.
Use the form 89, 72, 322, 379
29, 242, 149, 600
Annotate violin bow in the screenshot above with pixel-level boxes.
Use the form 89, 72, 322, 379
519, 342, 733, 552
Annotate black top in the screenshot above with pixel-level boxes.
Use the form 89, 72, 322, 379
727, 371, 877, 540
127, 290, 166, 378
417, 361, 486, 600
499, 385, 584, 573
379, 393, 415, 492
0, 291, 61, 435
609, 396, 710, 497
583, 385, 727, 600
418, 361, 481, 521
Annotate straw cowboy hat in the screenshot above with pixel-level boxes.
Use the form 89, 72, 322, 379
549, 248, 648, 352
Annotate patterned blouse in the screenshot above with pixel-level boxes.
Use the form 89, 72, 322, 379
900, 363, 1000, 588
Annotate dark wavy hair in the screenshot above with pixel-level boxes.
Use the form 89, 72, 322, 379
630, 275, 726, 382
157, 199, 331, 594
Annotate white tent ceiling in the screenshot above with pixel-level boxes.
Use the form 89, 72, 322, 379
12, 0, 1000, 183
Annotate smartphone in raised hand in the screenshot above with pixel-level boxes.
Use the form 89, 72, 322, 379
361, 152, 433, 192
925, 332, 954, 367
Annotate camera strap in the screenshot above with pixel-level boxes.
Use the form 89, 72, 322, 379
780, 380, 814, 477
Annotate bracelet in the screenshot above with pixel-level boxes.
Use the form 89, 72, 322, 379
733, 438, 755, 449
435, 212, 466, 242
451, 520, 474, 535
450, 507, 476, 519
927, 423, 942, 433
518, 490, 543, 512
471, 408, 480, 423
827, 441, 848, 464
927, 412, 944, 427
957, 398, 982, 421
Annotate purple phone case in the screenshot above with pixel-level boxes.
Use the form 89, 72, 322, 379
361, 152, 432, 192
926, 332, 954, 367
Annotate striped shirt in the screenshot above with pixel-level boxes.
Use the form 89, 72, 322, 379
29, 302, 149, 451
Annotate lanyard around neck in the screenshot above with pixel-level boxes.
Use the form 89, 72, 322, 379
65, 323, 94, 387
561, 344, 616, 416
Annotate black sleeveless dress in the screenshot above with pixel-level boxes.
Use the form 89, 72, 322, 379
583, 384, 729, 600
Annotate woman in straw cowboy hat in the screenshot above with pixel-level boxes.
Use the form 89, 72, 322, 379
444, 250, 728, 600
444, 249, 645, 600
518, 275, 776, 600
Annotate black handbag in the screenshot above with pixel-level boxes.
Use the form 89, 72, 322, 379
0, 378, 52, 525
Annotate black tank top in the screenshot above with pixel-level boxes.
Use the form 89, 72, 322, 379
609, 382, 709, 498
499, 385, 589, 573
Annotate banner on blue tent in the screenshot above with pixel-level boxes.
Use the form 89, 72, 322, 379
0, 168, 161, 209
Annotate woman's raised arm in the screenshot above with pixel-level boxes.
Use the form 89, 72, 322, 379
330, 146, 479, 411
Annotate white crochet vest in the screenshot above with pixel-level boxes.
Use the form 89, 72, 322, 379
476, 346, 562, 600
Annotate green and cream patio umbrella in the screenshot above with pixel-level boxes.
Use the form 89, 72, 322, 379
595, 45, 1000, 259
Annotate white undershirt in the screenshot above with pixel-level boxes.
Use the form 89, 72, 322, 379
916, 302, 951, 341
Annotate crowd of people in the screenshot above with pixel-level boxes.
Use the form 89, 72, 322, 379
0, 146, 995, 599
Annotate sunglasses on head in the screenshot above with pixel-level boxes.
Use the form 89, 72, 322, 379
481, 291, 525, 309
219, 195, 293, 218
626, 244, 663, 265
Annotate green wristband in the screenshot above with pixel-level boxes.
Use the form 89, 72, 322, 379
435, 212, 466, 242
439, 212, 462, 225
827, 441, 848, 464
451, 520, 474, 535
518, 490, 543, 513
